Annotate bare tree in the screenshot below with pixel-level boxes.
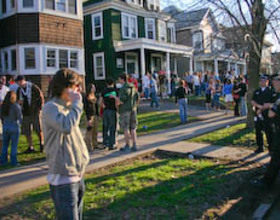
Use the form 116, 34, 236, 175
169, 0, 280, 127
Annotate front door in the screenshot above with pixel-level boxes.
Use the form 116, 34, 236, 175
125, 52, 139, 78
151, 54, 163, 73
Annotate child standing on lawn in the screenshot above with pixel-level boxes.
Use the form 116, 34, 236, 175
0, 91, 22, 166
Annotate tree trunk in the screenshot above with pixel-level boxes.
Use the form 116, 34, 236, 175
246, 0, 267, 129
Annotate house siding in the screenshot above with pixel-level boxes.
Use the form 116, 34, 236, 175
176, 29, 192, 47
84, 9, 125, 90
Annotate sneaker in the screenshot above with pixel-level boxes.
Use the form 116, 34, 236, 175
24, 148, 35, 154
131, 145, 137, 152
108, 145, 118, 150
120, 145, 130, 152
254, 148, 264, 154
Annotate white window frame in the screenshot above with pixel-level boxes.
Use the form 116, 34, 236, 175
93, 52, 105, 80
1, 0, 16, 15
70, 50, 79, 69
121, 12, 138, 39
22, 0, 34, 8
46, 48, 57, 69
24, 47, 36, 70
158, 20, 167, 42
44, 0, 77, 15
91, 12, 103, 40
145, 18, 155, 40
193, 32, 203, 51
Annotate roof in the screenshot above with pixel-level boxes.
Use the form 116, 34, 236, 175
163, 7, 209, 30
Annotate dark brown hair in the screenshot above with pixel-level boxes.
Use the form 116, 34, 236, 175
119, 73, 127, 82
2, 91, 17, 117
52, 68, 80, 97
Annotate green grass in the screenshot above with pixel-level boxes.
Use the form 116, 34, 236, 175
1, 112, 198, 170
0, 156, 252, 219
80, 111, 199, 135
189, 123, 261, 148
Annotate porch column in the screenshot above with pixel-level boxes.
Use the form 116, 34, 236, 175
166, 52, 171, 94
234, 63, 238, 77
140, 47, 146, 91
227, 62, 231, 72
190, 57, 193, 75
243, 63, 247, 75
174, 57, 178, 75
214, 58, 219, 75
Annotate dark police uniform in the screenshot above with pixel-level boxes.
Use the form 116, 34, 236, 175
263, 97, 280, 185
252, 87, 278, 152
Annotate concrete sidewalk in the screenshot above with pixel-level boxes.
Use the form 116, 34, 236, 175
0, 112, 249, 200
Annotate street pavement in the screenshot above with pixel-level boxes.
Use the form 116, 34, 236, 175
0, 103, 266, 200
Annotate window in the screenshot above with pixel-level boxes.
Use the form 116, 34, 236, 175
91, 13, 103, 40
45, 0, 55, 9
4, 52, 8, 70
23, 0, 34, 8
11, 49, 16, 71
193, 32, 203, 51
121, 13, 138, 39
59, 50, 68, 68
46, 49, 56, 68
158, 20, 166, 42
68, 0, 76, 14
213, 38, 225, 51
57, 0, 66, 12
70, 51, 78, 69
24, 48, 36, 69
145, 18, 155, 40
93, 53, 105, 80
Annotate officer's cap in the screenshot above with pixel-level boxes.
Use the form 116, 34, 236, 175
260, 75, 268, 80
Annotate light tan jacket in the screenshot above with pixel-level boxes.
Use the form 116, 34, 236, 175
42, 97, 89, 176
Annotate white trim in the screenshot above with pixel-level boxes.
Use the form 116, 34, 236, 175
83, 0, 171, 21
121, 12, 138, 39
0, 43, 85, 75
114, 39, 193, 56
125, 52, 139, 78
91, 12, 103, 40
93, 52, 105, 80
145, 18, 156, 40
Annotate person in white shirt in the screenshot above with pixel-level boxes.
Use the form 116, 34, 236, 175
143, 72, 151, 99
193, 72, 201, 96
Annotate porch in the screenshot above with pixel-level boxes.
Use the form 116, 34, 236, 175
114, 38, 193, 93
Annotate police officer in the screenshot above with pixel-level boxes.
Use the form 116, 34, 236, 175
251, 75, 278, 153
257, 74, 280, 187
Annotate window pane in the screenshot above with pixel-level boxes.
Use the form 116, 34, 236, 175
57, 0, 66, 12
95, 27, 101, 37
59, 50, 68, 68
23, 0, 34, 8
96, 57, 102, 66
70, 51, 78, 69
68, 0, 76, 14
4, 52, 8, 70
11, 0, 15, 8
47, 49, 56, 68
97, 68, 103, 77
131, 17, 136, 38
45, 0, 55, 10
24, 48, 35, 69
94, 16, 100, 26
11, 50, 16, 71
2, 0, 6, 13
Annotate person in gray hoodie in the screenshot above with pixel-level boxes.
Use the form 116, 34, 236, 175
42, 69, 89, 220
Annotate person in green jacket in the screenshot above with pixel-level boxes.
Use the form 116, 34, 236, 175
118, 74, 139, 152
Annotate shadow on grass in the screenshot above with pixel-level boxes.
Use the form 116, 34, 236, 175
83, 163, 260, 219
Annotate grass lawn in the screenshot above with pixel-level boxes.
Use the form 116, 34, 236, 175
0, 154, 258, 219
0, 112, 198, 170
189, 123, 261, 148
80, 111, 198, 135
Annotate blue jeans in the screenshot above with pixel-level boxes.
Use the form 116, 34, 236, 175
50, 179, 85, 220
150, 92, 159, 107
1, 121, 20, 166
212, 94, 220, 108
144, 87, 150, 99
195, 86, 201, 96
240, 96, 248, 116
178, 98, 188, 123
103, 109, 117, 147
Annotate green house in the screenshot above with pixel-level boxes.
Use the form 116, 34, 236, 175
83, 0, 193, 91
